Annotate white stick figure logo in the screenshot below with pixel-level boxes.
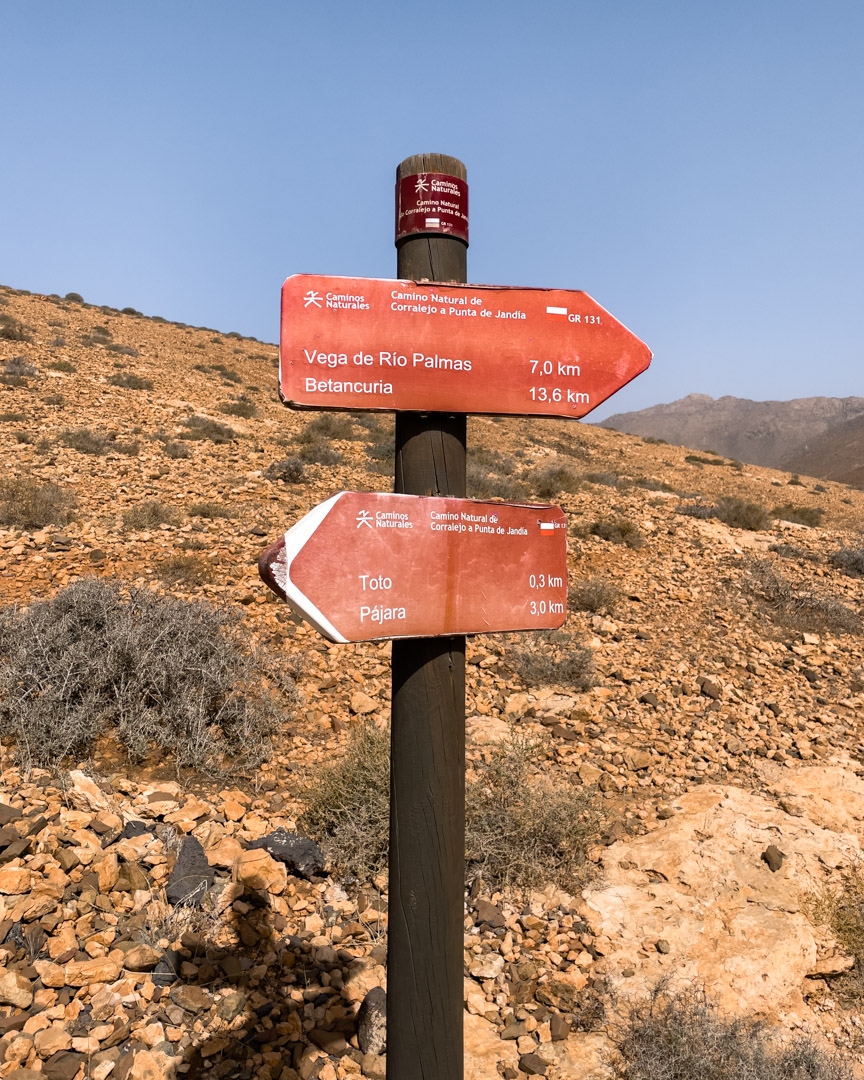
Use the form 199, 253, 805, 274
356, 510, 374, 529
303, 291, 323, 308
414, 175, 429, 194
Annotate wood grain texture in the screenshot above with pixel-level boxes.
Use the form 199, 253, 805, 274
388, 154, 467, 1080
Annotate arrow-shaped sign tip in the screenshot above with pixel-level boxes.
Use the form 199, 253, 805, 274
258, 537, 288, 603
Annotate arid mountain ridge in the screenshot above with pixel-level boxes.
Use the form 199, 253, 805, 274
600, 393, 864, 483
0, 282, 863, 1078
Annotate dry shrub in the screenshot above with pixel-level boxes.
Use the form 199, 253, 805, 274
161, 440, 190, 459
180, 416, 237, 443
803, 863, 864, 1005
211, 363, 242, 383
772, 503, 825, 527
0, 579, 295, 773
265, 457, 305, 483
60, 427, 108, 454
0, 315, 31, 342
2, 356, 38, 384
680, 498, 771, 532
218, 399, 256, 418
465, 735, 600, 890
298, 443, 342, 466
511, 630, 595, 690
301, 725, 601, 891
684, 453, 723, 466
112, 439, 140, 456
678, 501, 717, 520
569, 576, 620, 614
45, 359, 75, 373
297, 413, 357, 443
122, 500, 181, 529
470, 446, 517, 476
108, 372, 153, 390
584, 470, 621, 488
187, 501, 232, 519
831, 547, 864, 578
300, 721, 390, 881
365, 440, 393, 462
0, 477, 77, 528
769, 542, 820, 564
467, 462, 528, 502
744, 559, 860, 636
588, 518, 645, 548
158, 553, 213, 586
715, 497, 770, 531
614, 982, 852, 1080
533, 464, 580, 499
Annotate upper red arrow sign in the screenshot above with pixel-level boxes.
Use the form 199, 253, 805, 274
258, 492, 567, 643
280, 275, 651, 420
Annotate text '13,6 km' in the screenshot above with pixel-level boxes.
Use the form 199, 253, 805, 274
281, 274, 652, 420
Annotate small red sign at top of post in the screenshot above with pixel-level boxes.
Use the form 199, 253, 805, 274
396, 171, 469, 244
280, 275, 651, 420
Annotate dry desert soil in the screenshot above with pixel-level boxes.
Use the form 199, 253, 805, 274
0, 284, 863, 1079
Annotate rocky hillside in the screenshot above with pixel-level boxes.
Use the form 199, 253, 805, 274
599, 392, 864, 475
0, 283, 864, 1079
785, 412, 864, 487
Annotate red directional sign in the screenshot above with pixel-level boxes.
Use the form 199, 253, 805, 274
280, 274, 651, 420
258, 492, 567, 643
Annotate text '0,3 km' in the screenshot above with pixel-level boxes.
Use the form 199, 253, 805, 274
257, 492, 568, 643
280, 274, 651, 420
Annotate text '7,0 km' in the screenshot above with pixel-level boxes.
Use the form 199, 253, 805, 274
281, 274, 651, 420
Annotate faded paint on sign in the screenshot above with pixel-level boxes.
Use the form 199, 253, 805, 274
281, 274, 651, 419
258, 492, 567, 643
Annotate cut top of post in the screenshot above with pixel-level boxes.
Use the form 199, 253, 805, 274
396, 154, 469, 247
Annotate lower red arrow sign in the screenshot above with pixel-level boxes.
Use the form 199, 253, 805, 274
258, 492, 568, 643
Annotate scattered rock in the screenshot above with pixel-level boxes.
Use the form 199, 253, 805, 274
474, 898, 506, 928
169, 984, 212, 1014
122, 944, 162, 971
64, 958, 121, 986
233, 848, 288, 894
247, 829, 326, 879
0, 803, 22, 826
0, 969, 33, 1008
469, 953, 505, 979
357, 986, 386, 1054
519, 1052, 551, 1076
762, 844, 785, 872
349, 691, 378, 715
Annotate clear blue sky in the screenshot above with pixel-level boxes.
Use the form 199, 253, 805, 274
4, 1, 862, 418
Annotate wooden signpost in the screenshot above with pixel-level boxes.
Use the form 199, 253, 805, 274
260, 153, 651, 1080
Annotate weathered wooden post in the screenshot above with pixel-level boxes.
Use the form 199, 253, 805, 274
389, 153, 468, 1080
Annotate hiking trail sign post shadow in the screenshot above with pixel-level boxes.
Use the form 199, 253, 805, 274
259, 153, 651, 1080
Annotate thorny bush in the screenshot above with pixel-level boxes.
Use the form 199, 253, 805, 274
301, 726, 601, 891
465, 734, 600, 891
614, 982, 853, 1080
0, 579, 296, 774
